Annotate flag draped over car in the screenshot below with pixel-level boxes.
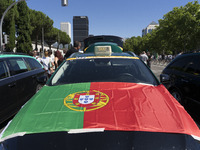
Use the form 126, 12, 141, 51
1, 82, 200, 141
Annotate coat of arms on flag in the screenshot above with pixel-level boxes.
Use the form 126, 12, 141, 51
64, 90, 109, 112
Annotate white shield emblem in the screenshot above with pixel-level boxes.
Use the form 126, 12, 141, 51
78, 95, 95, 104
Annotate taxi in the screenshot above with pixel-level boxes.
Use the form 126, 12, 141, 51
0, 42, 200, 149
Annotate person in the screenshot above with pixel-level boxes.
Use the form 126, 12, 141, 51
54, 50, 64, 69
32, 50, 40, 60
40, 51, 54, 78
48, 49, 55, 74
140, 51, 148, 64
64, 41, 81, 59
147, 52, 152, 68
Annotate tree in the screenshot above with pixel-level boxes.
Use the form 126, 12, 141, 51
59, 30, 71, 46
30, 10, 53, 50
0, 0, 17, 51
158, 1, 200, 53
16, 1, 32, 53
45, 27, 58, 49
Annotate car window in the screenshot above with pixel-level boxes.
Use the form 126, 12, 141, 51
184, 55, 200, 76
50, 58, 158, 86
25, 57, 42, 70
0, 61, 9, 79
167, 57, 188, 72
8, 58, 28, 75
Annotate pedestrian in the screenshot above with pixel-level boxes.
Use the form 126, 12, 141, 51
40, 51, 54, 78
48, 49, 55, 74
54, 50, 64, 69
64, 41, 81, 59
140, 51, 148, 65
32, 50, 40, 60
147, 52, 152, 68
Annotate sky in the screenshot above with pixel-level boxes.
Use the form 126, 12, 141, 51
27, 0, 199, 39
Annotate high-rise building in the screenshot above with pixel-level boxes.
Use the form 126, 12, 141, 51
60, 22, 71, 40
73, 16, 89, 48
142, 21, 159, 37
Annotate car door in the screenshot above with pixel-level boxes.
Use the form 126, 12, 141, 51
182, 55, 200, 112
24, 57, 46, 94
6, 57, 33, 107
0, 59, 18, 123
166, 56, 189, 91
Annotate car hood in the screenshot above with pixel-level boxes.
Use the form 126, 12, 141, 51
1, 82, 200, 141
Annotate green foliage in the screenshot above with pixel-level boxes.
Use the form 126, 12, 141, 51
59, 30, 71, 45
45, 27, 59, 49
124, 1, 200, 55
30, 9, 54, 50
16, 1, 32, 53
0, 0, 17, 51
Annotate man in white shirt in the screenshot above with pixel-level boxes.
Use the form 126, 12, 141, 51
140, 51, 148, 64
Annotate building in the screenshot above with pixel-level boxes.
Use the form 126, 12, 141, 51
73, 16, 89, 48
60, 22, 71, 40
142, 21, 159, 37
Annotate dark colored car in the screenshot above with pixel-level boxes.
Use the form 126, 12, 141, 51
84, 35, 123, 49
1, 46, 200, 149
0, 54, 46, 124
160, 52, 200, 122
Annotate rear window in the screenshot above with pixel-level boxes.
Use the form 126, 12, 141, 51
167, 55, 200, 76
7, 58, 28, 75
49, 58, 158, 86
25, 57, 42, 70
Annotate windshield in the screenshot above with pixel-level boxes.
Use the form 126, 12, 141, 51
49, 58, 158, 86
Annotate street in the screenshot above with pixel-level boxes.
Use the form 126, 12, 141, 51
151, 64, 165, 81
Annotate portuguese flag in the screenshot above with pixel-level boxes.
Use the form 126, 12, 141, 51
1, 82, 200, 140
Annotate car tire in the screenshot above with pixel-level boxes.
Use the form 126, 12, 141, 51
170, 88, 183, 104
36, 84, 43, 93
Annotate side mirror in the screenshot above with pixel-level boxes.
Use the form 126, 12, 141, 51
160, 74, 170, 83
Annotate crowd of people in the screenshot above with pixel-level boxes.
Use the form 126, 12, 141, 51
31, 41, 179, 78
30, 41, 81, 78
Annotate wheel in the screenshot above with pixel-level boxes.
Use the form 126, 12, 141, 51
170, 89, 183, 104
36, 84, 43, 93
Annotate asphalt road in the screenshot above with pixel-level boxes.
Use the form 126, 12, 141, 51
150, 64, 166, 81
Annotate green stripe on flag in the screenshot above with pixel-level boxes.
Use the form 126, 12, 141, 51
1, 83, 91, 139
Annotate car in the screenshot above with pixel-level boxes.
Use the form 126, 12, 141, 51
0, 53, 47, 124
0, 44, 200, 149
160, 52, 200, 122
84, 35, 123, 50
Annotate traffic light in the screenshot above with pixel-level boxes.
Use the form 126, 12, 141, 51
62, 0, 68, 6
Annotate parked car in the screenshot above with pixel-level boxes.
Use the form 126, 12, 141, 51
160, 52, 200, 122
1, 43, 200, 149
0, 53, 47, 124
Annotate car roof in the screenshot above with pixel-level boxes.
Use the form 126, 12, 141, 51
0, 53, 33, 59
182, 52, 200, 56
84, 42, 123, 53
84, 35, 123, 49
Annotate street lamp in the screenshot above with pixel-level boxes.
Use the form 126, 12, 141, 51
62, 0, 68, 6
0, 0, 26, 52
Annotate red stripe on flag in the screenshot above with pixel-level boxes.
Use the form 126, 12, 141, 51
83, 82, 200, 138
